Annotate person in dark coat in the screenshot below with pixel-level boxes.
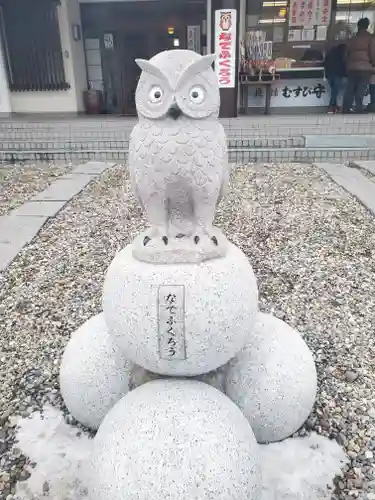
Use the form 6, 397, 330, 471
343, 17, 375, 113
324, 43, 347, 113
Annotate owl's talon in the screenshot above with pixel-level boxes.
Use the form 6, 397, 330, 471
211, 236, 218, 246
176, 233, 185, 239
143, 236, 151, 246
162, 236, 168, 245
194, 236, 200, 244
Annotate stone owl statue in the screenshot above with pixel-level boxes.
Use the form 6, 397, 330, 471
128, 49, 230, 264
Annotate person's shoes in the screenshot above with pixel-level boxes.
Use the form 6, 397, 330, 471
335, 106, 341, 113
327, 106, 335, 114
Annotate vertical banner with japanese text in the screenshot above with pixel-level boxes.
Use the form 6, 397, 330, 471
214, 9, 237, 89
315, 0, 331, 25
187, 26, 201, 54
305, 0, 317, 27
297, 0, 307, 26
289, 0, 319, 27
289, 0, 300, 27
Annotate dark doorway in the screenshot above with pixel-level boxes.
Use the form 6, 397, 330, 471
81, 0, 207, 116
119, 34, 148, 115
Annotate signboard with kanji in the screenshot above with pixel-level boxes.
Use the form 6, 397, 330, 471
187, 26, 201, 54
305, 0, 316, 27
214, 9, 237, 88
315, 0, 331, 25
289, 0, 299, 27
247, 79, 371, 107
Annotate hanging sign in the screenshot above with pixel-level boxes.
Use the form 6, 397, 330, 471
315, 0, 331, 25
305, 0, 316, 27
103, 33, 114, 50
297, 0, 307, 25
214, 9, 237, 88
187, 26, 201, 53
289, 0, 299, 27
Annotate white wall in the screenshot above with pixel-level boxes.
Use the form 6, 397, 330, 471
0, 33, 11, 115
10, 0, 87, 114
67, 0, 88, 111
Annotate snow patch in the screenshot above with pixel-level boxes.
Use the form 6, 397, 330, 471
14, 406, 347, 500
261, 433, 348, 500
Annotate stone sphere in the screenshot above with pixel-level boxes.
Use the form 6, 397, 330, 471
87, 379, 261, 500
59, 313, 134, 430
102, 242, 258, 376
225, 313, 317, 444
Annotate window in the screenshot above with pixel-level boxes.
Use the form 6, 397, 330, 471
334, 0, 375, 38
0, 0, 69, 92
246, 0, 288, 43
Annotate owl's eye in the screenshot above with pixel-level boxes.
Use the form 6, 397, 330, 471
189, 86, 205, 104
149, 86, 163, 103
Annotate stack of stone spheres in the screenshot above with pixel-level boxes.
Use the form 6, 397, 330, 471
60, 50, 317, 500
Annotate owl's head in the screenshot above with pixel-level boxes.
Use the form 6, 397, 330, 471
135, 50, 220, 121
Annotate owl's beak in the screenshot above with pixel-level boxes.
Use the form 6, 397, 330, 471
167, 103, 182, 120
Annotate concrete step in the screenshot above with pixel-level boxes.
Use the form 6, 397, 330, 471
1, 146, 373, 164
0, 114, 375, 138
305, 135, 375, 148
229, 147, 373, 163
1, 125, 375, 138
1, 127, 375, 140
0, 136, 306, 151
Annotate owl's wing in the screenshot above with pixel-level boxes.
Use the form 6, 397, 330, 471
131, 172, 145, 211
217, 126, 230, 205
128, 127, 145, 210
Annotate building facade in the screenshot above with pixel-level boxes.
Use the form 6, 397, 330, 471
0, 0, 373, 117
0, 0, 244, 117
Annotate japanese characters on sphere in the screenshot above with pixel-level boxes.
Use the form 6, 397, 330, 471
158, 286, 186, 361
166, 294, 178, 357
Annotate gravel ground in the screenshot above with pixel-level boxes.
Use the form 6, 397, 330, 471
0, 163, 375, 500
0, 162, 75, 216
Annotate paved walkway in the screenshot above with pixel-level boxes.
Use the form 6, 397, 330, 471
0, 161, 115, 271
316, 161, 375, 217
1, 160, 375, 273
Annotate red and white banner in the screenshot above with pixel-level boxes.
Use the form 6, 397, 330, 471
289, 0, 299, 27
214, 9, 237, 89
289, 0, 319, 27
305, 0, 316, 27
297, 0, 307, 26
315, 0, 331, 25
